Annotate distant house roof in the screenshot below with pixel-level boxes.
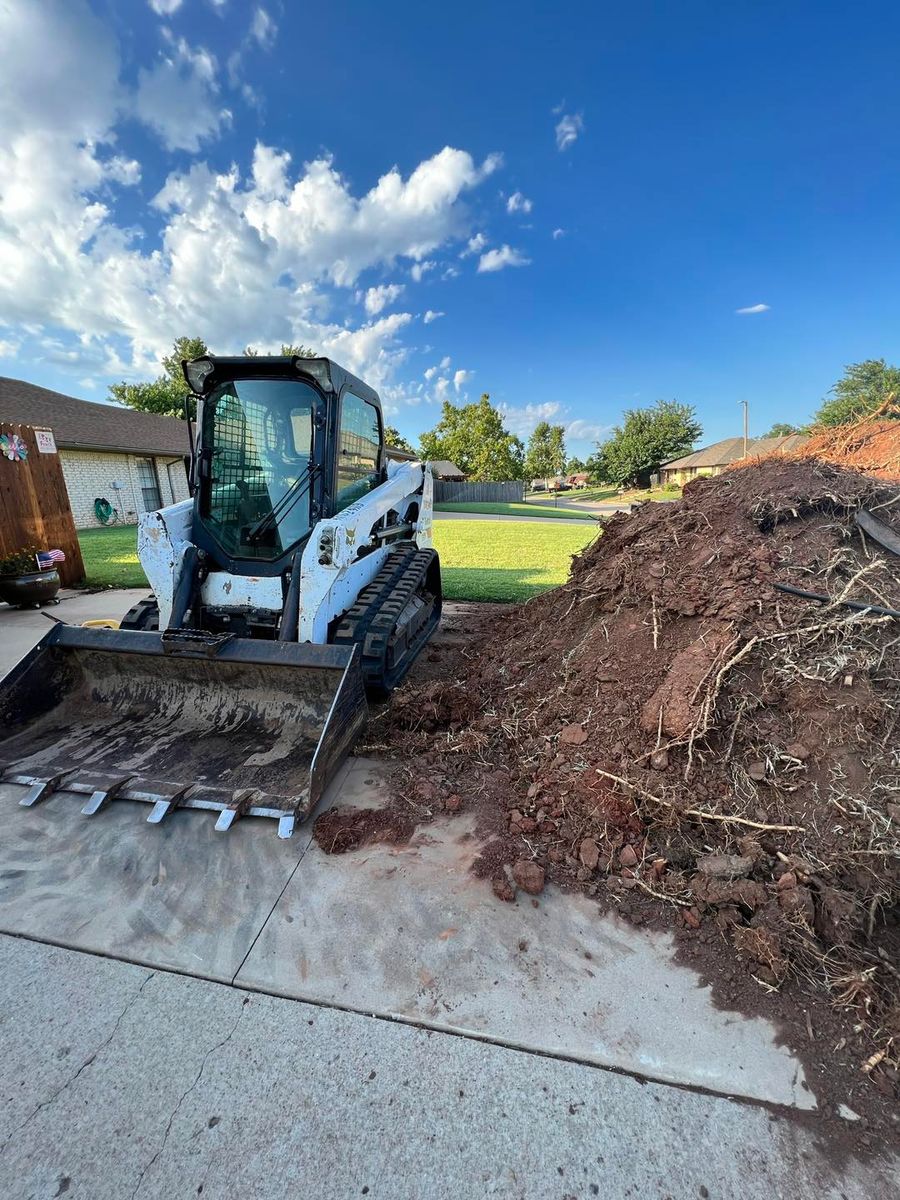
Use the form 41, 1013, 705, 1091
662, 434, 808, 471
385, 444, 417, 462
0, 376, 190, 457
430, 460, 465, 480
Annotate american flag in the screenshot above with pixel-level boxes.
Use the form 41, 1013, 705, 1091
36, 549, 66, 570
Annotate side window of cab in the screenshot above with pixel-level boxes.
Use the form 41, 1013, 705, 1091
335, 392, 382, 512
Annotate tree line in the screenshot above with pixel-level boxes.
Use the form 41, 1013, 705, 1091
111, 339, 899, 487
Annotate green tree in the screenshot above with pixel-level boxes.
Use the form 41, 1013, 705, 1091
761, 422, 803, 438
419, 394, 524, 481
592, 399, 702, 488
384, 425, 414, 453
110, 335, 208, 417
110, 338, 318, 418
524, 421, 567, 481
565, 456, 587, 474
815, 359, 900, 426
244, 344, 317, 357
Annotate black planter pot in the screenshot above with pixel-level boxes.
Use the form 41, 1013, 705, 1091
0, 569, 61, 608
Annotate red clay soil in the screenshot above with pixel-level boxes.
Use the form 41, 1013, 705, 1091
362, 431, 900, 1119
792, 417, 900, 477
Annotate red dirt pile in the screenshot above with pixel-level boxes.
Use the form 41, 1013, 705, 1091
788, 417, 900, 478
384, 446, 900, 1092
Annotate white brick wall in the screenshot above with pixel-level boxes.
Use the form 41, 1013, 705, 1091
59, 449, 191, 529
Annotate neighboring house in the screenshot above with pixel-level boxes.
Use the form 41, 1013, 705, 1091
660, 434, 808, 486
567, 472, 591, 488
429, 460, 466, 482
0, 376, 191, 528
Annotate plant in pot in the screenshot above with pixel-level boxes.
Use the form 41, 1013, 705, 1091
0, 545, 62, 608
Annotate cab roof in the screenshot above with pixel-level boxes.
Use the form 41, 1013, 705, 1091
184, 355, 381, 408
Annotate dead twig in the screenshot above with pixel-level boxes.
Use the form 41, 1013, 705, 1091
594, 768, 805, 833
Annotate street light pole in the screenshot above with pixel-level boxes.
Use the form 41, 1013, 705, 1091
740, 400, 749, 457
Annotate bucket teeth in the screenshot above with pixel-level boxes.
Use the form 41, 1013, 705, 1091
145, 785, 193, 825
18, 772, 71, 807
81, 776, 134, 816
146, 799, 174, 824
214, 808, 238, 832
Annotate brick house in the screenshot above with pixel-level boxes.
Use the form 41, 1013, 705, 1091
660, 434, 808, 487
0, 376, 191, 528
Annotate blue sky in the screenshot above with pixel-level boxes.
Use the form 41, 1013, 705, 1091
1, 1, 899, 458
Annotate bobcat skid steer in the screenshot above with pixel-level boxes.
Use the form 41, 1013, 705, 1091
0, 355, 441, 837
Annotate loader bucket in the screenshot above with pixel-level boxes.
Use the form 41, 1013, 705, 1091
0, 624, 367, 837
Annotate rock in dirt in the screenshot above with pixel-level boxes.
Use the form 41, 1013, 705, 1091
778, 884, 815, 923
619, 844, 638, 868
492, 873, 516, 903
512, 859, 545, 895
691, 876, 768, 912
640, 626, 734, 737
696, 854, 755, 879
649, 748, 670, 771
559, 723, 588, 745
579, 838, 600, 871
815, 887, 863, 947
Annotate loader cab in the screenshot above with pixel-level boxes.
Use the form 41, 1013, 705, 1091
185, 355, 385, 577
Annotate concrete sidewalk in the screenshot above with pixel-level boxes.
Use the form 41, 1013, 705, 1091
0, 934, 893, 1200
0, 587, 146, 677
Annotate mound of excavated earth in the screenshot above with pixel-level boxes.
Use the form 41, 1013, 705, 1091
319, 428, 900, 1118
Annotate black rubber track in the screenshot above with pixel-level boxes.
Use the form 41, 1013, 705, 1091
119, 594, 160, 631
331, 542, 442, 697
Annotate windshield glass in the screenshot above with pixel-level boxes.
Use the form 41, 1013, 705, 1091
201, 378, 316, 560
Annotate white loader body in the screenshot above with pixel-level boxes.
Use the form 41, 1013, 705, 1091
139, 458, 434, 639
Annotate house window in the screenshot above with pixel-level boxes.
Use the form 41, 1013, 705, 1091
335, 392, 381, 512
136, 457, 162, 511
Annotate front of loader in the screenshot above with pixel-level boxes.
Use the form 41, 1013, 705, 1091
0, 355, 440, 835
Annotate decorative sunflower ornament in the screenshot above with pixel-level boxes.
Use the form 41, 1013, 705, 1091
0, 433, 28, 462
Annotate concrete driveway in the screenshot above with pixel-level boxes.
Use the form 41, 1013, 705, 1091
0, 587, 147, 677
0, 590, 894, 1196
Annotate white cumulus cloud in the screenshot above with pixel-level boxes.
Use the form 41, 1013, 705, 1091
250, 6, 277, 48
555, 112, 584, 151
453, 369, 471, 393
498, 401, 562, 438
423, 310, 444, 324
477, 244, 531, 273
735, 303, 770, 314
149, 0, 183, 14
506, 191, 533, 214
0, 1, 504, 406
460, 232, 487, 258
364, 283, 405, 315
565, 418, 610, 442
552, 227, 566, 239
135, 35, 230, 151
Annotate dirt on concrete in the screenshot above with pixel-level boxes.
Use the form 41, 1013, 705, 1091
318, 420, 900, 1130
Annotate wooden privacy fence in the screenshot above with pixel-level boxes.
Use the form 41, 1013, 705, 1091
434, 480, 524, 503
0, 423, 85, 586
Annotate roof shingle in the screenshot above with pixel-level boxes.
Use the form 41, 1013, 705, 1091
662, 434, 808, 471
0, 376, 190, 457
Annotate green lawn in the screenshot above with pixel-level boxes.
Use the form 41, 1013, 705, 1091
79, 519, 597, 603
78, 526, 148, 588
433, 519, 597, 602
434, 500, 597, 521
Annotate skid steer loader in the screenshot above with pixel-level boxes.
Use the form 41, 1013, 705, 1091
0, 355, 441, 836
